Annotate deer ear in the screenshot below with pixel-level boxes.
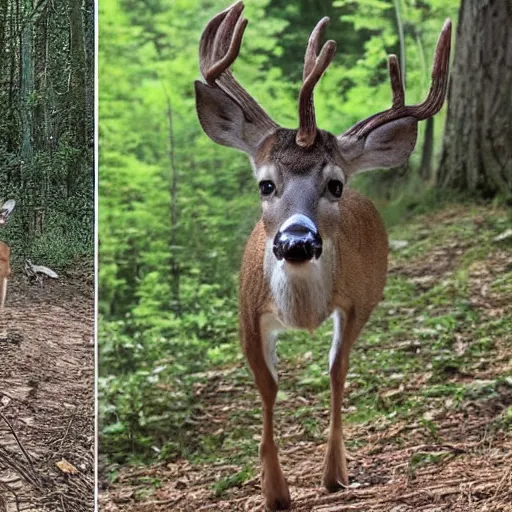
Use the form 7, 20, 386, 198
195, 81, 267, 155
337, 117, 418, 177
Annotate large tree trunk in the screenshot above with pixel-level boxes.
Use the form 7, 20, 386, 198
437, 0, 512, 197
67, 0, 87, 197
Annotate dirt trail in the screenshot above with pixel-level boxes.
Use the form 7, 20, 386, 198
0, 272, 94, 512
100, 382, 512, 512
100, 206, 512, 512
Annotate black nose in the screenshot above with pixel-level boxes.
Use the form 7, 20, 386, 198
273, 214, 323, 263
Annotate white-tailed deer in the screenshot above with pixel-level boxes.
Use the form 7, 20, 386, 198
0, 200, 15, 309
195, 4, 451, 509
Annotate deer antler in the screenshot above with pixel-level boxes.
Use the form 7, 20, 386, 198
199, 1, 277, 135
296, 18, 337, 147
342, 19, 452, 140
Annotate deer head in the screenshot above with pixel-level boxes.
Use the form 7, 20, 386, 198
195, 2, 451, 268
195, 5, 452, 508
0, 200, 15, 226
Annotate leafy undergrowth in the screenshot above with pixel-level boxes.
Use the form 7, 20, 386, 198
100, 203, 512, 511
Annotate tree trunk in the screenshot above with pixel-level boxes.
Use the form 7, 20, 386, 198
437, 0, 512, 198
69, 0, 86, 149
166, 92, 181, 316
20, 0, 34, 163
67, 0, 87, 197
420, 117, 434, 182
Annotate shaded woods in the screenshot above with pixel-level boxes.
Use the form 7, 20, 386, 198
0, 0, 94, 266
99, 0, 511, 481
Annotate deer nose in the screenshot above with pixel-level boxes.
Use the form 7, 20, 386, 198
273, 214, 323, 263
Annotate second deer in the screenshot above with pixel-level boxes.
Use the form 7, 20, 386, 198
195, 4, 451, 509
0, 200, 15, 309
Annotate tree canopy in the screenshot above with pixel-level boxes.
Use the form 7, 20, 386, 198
0, 0, 94, 267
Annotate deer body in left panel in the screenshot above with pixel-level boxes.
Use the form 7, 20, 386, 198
0, 199, 16, 309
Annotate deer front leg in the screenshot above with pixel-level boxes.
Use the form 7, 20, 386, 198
0, 277, 8, 308
243, 314, 291, 511
323, 310, 363, 492
0, 277, 7, 339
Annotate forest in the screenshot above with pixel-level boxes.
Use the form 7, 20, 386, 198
99, 0, 511, 510
0, 0, 94, 267
0, 2, 95, 511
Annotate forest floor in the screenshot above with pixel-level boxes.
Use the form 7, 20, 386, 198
100, 203, 512, 512
0, 267, 94, 512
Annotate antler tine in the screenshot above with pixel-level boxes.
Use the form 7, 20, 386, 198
303, 17, 329, 80
388, 55, 405, 109
297, 17, 337, 147
200, 2, 247, 84
412, 18, 452, 118
198, 2, 278, 134
343, 19, 452, 139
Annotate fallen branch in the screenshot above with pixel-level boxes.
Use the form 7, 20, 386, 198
24, 260, 59, 283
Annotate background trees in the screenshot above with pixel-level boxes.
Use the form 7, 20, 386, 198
437, 0, 512, 197
0, 0, 94, 267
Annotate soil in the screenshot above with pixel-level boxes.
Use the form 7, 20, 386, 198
0, 270, 94, 512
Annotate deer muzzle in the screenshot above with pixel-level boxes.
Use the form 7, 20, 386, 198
273, 214, 323, 263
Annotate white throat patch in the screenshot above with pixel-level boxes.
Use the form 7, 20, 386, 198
264, 238, 334, 330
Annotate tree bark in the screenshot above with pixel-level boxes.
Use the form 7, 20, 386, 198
69, 0, 86, 149
420, 117, 434, 181
20, 0, 34, 163
437, 0, 512, 198
67, 0, 87, 197
166, 92, 181, 316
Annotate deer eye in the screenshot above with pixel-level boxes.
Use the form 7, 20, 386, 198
327, 179, 343, 198
259, 180, 275, 196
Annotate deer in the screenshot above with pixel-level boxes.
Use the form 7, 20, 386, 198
0, 200, 16, 310
194, 3, 451, 509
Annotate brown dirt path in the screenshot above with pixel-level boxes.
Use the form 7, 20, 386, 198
0, 271, 94, 512
100, 384, 512, 512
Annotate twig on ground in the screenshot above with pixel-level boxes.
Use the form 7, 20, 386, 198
0, 412, 38, 478
59, 410, 77, 451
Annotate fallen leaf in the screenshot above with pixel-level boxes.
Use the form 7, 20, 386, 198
56, 458, 78, 474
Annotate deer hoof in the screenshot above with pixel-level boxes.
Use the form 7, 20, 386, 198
323, 447, 349, 492
262, 470, 291, 510
265, 493, 291, 511
322, 475, 347, 493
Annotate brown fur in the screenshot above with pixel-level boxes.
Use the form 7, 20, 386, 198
254, 128, 341, 171
0, 242, 11, 309
240, 187, 387, 329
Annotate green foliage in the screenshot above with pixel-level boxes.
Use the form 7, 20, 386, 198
0, 0, 94, 268
214, 466, 255, 496
99, 0, 462, 464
